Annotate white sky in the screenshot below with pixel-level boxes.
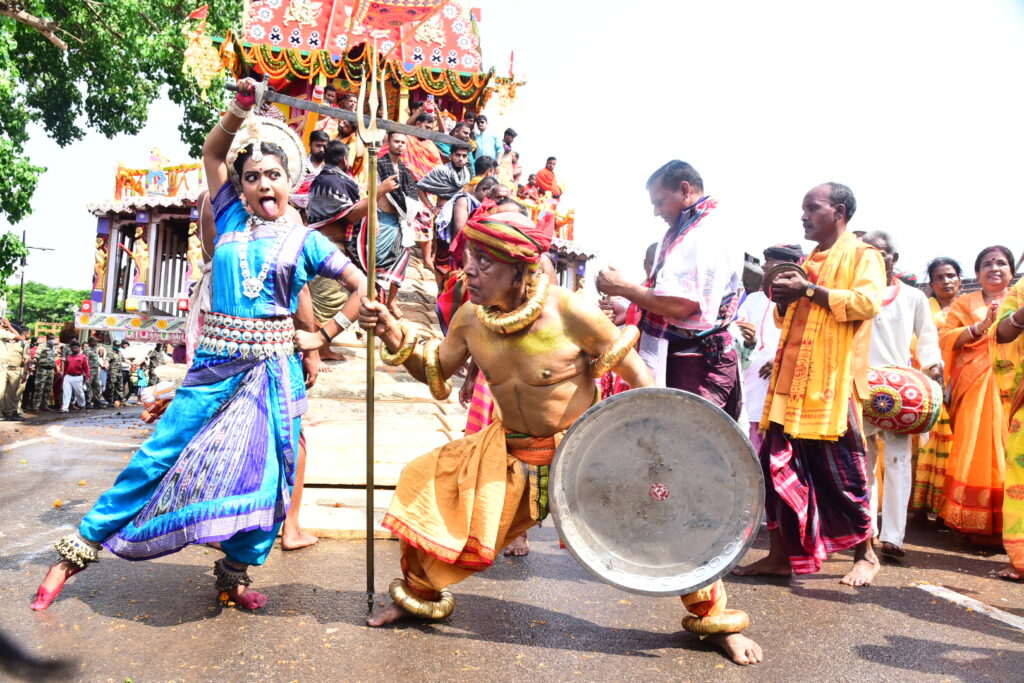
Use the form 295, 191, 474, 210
5, 0, 1024, 290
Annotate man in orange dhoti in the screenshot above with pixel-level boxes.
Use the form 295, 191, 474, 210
734, 183, 886, 587
534, 156, 563, 198
300, 211, 762, 665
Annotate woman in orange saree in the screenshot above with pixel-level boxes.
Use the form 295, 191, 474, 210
911, 258, 963, 516
938, 246, 1015, 544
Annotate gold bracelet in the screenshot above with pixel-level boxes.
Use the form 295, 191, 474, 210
389, 578, 455, 620
423, 339, 451, 400
379, 322, 419, 366
588, 325, 640, 378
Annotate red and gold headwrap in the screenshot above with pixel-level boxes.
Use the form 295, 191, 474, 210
462, 211, 554, 265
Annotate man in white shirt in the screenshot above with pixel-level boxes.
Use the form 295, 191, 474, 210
734, 244, 804, 449
860, 231, 942, 558
596, 160, 745, 420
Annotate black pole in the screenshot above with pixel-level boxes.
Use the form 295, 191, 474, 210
17, 230, 26, 323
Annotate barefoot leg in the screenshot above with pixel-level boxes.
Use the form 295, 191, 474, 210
997, 564, 1024, 581
31, 561, 85, 611
367, 601, 413, 626
282, 440, 319, 551
705, 633, 764, 666
840, 539, 881, 586
228, 585, 269, 610
502, 532, 529, 557
733, 527, 792, 577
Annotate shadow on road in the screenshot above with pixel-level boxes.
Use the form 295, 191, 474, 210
855, 635, 1015, 677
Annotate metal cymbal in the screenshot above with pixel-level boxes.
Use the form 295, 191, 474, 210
549, 388, 764, 596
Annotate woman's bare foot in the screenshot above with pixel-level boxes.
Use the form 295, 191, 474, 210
997, 564, 1024, 581
31, 561, 85, 611
841, 541, 881, 586
226, 585, 268, 610
282, 529, 319, 551
367, 601, 412, 626
732, 554, 791, 577
503, 535, 529, 557
705, 633, 763, 666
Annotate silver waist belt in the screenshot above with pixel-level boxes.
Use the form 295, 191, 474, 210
198, 312, 295, 359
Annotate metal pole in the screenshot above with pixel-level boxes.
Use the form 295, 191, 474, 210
365, 139, 379, 614
17, 230, 26, 323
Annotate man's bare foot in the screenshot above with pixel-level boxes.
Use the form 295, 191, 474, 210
997, 564, 1024, 581
705, 632, 763, 666
367, 601, 412, 626
316, 361, 333, 374
30, 561, 84, 611
503, 535, 529, 557
282, 530, 320, 551
841, 539, 881, 586
320, 348, 347, 361
226, 585, 268, 610
880, 541, 905, 558
732, 554, 791, 577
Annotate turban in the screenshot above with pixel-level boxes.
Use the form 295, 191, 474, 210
462, 211, 553, 265
762, 243, 804, 263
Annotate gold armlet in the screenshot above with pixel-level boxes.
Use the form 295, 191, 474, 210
379, 323, 419, 366
588, 325, 640, 378
389, 578, 455, 620
424, 339, 452, 400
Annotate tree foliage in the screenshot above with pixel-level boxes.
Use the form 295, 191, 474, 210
0, 0, 240, 223
2, 280, 88, 324
0, 229, 28, 281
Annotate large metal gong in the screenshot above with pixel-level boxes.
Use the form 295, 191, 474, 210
549, 387, 764, 596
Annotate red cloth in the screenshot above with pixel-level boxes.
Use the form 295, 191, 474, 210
63, 353, 90, 379
534, 168, 561, 196
462, 211, 554, 265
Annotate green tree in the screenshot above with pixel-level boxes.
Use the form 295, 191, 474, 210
2, 280, 88, 325
0, 229, 28, 282
0, 0, 239, 223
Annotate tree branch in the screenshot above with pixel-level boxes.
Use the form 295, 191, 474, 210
0, 2, 68, 50
81, 0, 124, 44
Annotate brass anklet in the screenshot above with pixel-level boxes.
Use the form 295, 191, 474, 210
681, 608, 750, 635
389, 578, 455, 620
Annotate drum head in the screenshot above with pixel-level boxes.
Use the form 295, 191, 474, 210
550, 388, 764, 596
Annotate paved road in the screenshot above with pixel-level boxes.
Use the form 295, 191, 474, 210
2, 410, 1023, 682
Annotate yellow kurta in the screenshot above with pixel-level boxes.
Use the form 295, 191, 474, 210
761, 231, 886, 440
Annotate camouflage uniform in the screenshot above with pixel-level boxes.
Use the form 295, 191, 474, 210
84, 345, 103, 406
31, 343, 56, 410
106, 346, 125, 404
147, 347, 166, 385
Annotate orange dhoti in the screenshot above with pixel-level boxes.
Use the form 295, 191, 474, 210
382, 420, 746, 633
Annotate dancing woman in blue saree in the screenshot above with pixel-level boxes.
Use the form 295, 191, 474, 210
32, 80, 366, 611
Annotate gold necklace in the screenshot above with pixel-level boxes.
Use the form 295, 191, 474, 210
476, 272, 549, 335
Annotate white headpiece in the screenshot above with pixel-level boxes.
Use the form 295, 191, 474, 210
226, 116, 306, 193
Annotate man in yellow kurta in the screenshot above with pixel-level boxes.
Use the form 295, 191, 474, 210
734, 183, 886, 586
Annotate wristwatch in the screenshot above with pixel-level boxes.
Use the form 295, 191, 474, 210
804, 284, 817, 299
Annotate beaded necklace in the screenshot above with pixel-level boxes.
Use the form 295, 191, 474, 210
239, 213, 289, 299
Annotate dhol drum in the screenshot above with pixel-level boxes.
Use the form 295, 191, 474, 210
864, 365, 942, 435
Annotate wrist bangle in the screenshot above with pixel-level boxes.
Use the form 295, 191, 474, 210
228, 100, 252, 119
217, 119, 240, 136
1009, 312, 1024, 330
332, 310, 353, 331
319, 327, 332, 344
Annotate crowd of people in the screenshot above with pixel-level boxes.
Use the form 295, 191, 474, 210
19, 80, 1024, 669
0, 323, 171, 417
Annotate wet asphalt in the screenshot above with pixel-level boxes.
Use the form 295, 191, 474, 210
1, 409, 1023, 682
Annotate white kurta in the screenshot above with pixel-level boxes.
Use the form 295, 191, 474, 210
864, 282, 941, 548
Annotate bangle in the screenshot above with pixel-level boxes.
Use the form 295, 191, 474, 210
588, 325, 640, 378
423, 339, 451, 400
379, 322, 418, 366
217, 119, 240, 136
1009, 312, 1024, 330
319, 327, 332, 344
332, 310, 354, 331
228, 100, 252, 119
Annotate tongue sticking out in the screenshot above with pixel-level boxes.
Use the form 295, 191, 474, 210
259, 197, 279, 216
